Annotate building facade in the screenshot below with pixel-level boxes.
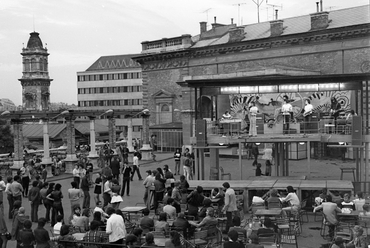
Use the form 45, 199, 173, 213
19, 32, 52, 111
77, 54, 143, 139
0, 98, 17, 111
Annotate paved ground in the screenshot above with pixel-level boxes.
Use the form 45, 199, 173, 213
3, 152, 359, 248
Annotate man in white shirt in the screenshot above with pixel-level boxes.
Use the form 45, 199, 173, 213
93, 201, 109, 220
302, 99, 314, 133
222, 182, 237, 233
142, 170, 154, 208
163, 198, 177, 220
106, 207, 126, 244
53, 215, 63, 235
281, 95, 293, 134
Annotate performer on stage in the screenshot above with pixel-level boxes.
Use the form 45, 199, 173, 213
222, 111, 232, 119
330, 97, 341, 120
281, 95, 293, 134
302, 99, 313, 134
249, 102, 258, 137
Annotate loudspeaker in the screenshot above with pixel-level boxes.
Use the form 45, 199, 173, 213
352, 116, 362, 146
196, 119, 207, 147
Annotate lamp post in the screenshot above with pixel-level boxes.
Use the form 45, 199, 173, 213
128, 109, 149, 152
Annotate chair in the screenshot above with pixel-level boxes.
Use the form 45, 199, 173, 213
299, 199, 309, 223
219, 167, 231, 180
191, 230, 208, 247
334, 222, 352, 242
280, 227, 298, 248
258, 233, 278, 246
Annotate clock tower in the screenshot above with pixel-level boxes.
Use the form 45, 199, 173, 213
19, 32, 52, 110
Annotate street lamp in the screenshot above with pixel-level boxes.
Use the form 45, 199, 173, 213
99, 109, 114, 118
50, 110, 70, 120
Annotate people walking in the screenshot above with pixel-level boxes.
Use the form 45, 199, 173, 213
131, 150, 142, 181
81, 172, 91, 209
5, 176, 13, 219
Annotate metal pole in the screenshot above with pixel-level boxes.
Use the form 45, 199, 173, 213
307, 141, 311, 179
239, 142, 243, 180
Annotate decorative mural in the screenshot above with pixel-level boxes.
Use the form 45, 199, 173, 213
228, 91, 351, 126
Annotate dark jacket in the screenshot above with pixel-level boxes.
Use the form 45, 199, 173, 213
19, 229, 35, 247
33, 226, 50, 248
80, 177, 90, 191
110, 159, 120, 175
11, 214, 30, 241
122, 166, 132, 178
29, 186, 41, 203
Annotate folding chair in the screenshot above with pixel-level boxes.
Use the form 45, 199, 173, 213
299, 199, 309, 223
258, 233, 278, 246
191, 230, 208, 247
219, 167, 231, 180
280, 225, 299, 248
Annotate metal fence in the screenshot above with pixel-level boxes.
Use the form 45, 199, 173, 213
150, 130, 183, 152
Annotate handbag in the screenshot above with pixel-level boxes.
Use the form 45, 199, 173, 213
4, 232, 11, 240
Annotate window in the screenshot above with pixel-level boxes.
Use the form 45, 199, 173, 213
161, 104, 170, 111
99, 74, 103, 80
133, 126, 141, 132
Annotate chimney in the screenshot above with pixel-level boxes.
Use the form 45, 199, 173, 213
275, 9, 278, 20
228, 27, 245, 43
316, 2, 320, 12
214, 16, 216, 24
270, 20, 284, 37
200, 22, 207, 34
310, 11, 329, 30
231, 18, 234, 25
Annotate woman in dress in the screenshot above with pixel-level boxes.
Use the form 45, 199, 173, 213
110, 179, 123, 210
47, 183, 64, 227
94, 173, 102, 204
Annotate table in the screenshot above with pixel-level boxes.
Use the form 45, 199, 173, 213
72, 233, 85, 241
273, 180, 302, 190
121, 206, 147, 219
254, 209, 282, 217
154, 237, 169, 247
211, 198, 220, 203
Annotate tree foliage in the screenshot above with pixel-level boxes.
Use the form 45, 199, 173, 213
0, 120, 13, 153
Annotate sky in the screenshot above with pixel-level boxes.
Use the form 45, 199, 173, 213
0, 0, 368, 106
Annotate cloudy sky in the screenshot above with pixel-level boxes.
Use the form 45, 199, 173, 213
0, 0, 368, 106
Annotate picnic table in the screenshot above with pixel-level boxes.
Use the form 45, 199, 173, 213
121, 206, 147, 220
254, 209, 282, 217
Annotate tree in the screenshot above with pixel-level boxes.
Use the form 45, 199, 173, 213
0, 119, 13, 154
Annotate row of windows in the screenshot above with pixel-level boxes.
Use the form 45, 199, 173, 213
78, 99, 142, 107
78, 86, 142, 94
23, 58, 48, 72
77, 72, 141, 82
117, 126, 142, 132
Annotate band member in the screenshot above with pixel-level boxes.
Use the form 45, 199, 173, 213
330, 97, 341, 120
302, 99, 314, 134
222, 111, 232, 119
249, 102, 258, 137
281, 95, 293, 134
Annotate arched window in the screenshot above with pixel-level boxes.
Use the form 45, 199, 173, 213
161, 104, 170, 112
39, 58, 44, 71
31, 59, 37, 71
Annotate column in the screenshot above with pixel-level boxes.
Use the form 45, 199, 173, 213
11, 119, 24, 173
88, 116, 99, 168
127, 117, 134, 152
108, 116, 116, 149
140, 115, 152, 160
209, 148, 219, 180
307, 141, 311, 179
41, 119, 53, 178
64, 116, 78, 173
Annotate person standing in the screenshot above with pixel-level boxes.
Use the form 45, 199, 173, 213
101, 162, 113, 186
28, 181, 41, 223
33, 218, 50, 248
313, 195, 341, 240
72, 164, 81, 189
5, 176, 13, 219
173, 149, 181, 175
10, 175, 23, 203
183, 154, 192, 181
110, 156, 120, 180
94, 173, 102, 204
120, 143, 130, 164
11, 207, 30, 248
41, 165, 47, 183
43, 183, 54, 223
68, 181, 82, 222
110, 179, 123, 210
121, 163, 132, 196
222, 182, 237, 233
19, 219, 35, 248
249, 102, 258, 137
103, 176, 112, 209
302, 99, 314, 134
20, 162, 30, 197
150, 135, 157, 161
131, 150, 143, 181
0, 200, 9, 248
81, 172, 91, 209
106, 207, 126, 245
143, 170, 154, 209
281, 95, 293, 134
47, 183, 64, 227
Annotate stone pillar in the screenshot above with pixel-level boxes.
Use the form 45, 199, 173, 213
88, 117, 99, 168
108, 116, 116, 148
127, 117, 134, 152
209, 148, 219, 180
64, 116, 78, 173
11, 119, 24, 172
140, 115, 152, 160
41, 119, 53, 178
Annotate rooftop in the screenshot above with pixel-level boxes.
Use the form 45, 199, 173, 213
85, 54, 141, 71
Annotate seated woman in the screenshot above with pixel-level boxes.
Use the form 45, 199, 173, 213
164, 231, 182, 248
340, 193, 356, 210
266, 189, 281, 209
211, 187, 225, 206
280, 186, 300, 215
83, 220, 105, 243
192, 208, 218, 231
154, 212, 169, 233
141, 232, 157, 247
199, 198, 213, 219
74, 208, 90, 232
256, 217, 278, 236
70, 206, 81, 226
346, 225, 367, 248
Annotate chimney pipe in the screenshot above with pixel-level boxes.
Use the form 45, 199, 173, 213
320, 0, 323, 12
199, 22, 207, 34
275, 9, 278, 20
231, 18, 233, 24
214, 16, 216, 24
316, 2, 319, 12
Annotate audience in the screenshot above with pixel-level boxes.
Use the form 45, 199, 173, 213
155, 212, 169, 233
224, 229, 245, 248
199, 198, 213, 219
192, 208, 218, 230
139, 208, 154, 234
51, 224, 77, 248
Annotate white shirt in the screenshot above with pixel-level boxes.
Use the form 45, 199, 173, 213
282, 103, 292, 114
163, 205, 177, 219
249, 106, 258, 116
0, 180, 6, 192
304, 104, 313, 113
104, 181, 111, 193
143, 175, 155, 188
281, 192, 300, 207
224, 188, 238, 212
106, 213, 126, 242
73, 168, 80, 178
133, 156, 139, 166
53, 222, 63, 235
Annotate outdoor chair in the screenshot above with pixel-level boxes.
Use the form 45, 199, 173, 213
191, 230, 208, 247
280, 227, 299, 248
334, 222, 352, 243
258, 233, 278, 246
299, 199, 309, 223
358, 215, 370, 235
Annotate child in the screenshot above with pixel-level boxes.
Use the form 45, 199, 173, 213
265, 160, 272, 176
255, 163, 263, 176
53, 215, 63, 236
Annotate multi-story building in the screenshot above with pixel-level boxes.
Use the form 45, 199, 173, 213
77, 54, 143, 139
0, 98, 17, 111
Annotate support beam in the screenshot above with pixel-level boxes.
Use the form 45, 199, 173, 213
11, 119, 24, 172
366, 143, 369, 186
239, 142, 243, 180
307, 141, 311, 179
209, 148, 219, 180
126, 117, 134, 152
64, 116, 78, 173
108, 116, 117, 150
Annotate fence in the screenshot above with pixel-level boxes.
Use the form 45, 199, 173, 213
150, 130, 183, 152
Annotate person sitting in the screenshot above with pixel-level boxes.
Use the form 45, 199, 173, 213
74, 208, 90, 232
229, 216, 247, 242
192, 208, 218, 230
93, 211, 105, 227
126, 229, 143, 247
93, 201, 109, 220
359, 203, 370, 216
222, 111, 232, 119
70, 206, 81, 226
331, 237, 345, 248
141, 232, 156, 247
163, 198, 177, 220
165, 231, 182, 248
340, 193, 355, 210
346, 225, 367, 248
211, 187, 225, 206
256, 217, 278, 236
353, 191, 366, 211
154, 212, 169, 233
266, 189, 281, 209
51, 225, 77, 248
53, 215, 64, 236
224, 229, 245, 248
139, 208, 154, 234
83, 220, 105, 243
313, 195, 341, 240
280, 186, 300, 215
245, 233, 264, 248
172, 213, 191, 238
199, 198, 213, 219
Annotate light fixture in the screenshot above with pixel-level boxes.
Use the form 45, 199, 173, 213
299, 142, 305, 145
219, 143, 225, 146
98, 109, 113, 118
0, 110, 10, 116
51, 110, 70, 120
255, 143, 261, 146
338, 142, 346, 145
